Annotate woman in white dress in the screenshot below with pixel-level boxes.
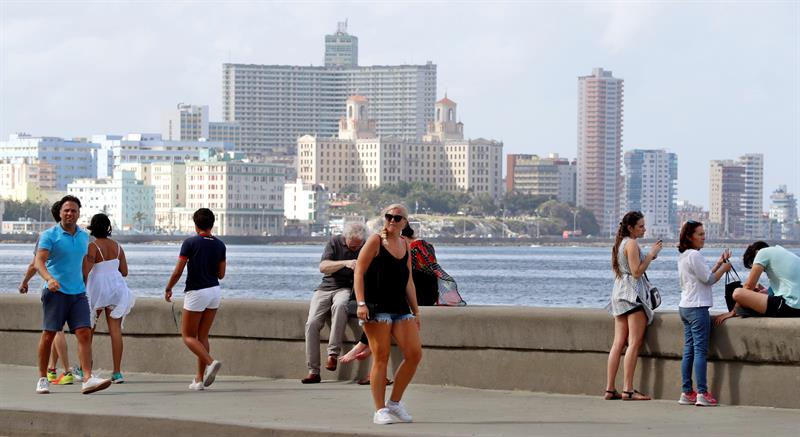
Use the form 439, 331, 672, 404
82, 213, 135, 383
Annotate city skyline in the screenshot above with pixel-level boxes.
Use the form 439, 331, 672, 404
1, 2, 797, 209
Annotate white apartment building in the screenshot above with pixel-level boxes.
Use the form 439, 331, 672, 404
171, 152, 286, 236
93, 133, 231, 178
709, 154, 763, 239
115, 162, 187, 233
222, 25, 436, 156
0, 158, 59, 203
67, 170, 155, 231
576, 68, 624, 237
298, 96, 503, 199
161, 103, 209, 141
284, 178, 329, 233
740, 154, 764, 238
506, 153, 576, 204
0, 134, 100, 190
623, 149, 678, 238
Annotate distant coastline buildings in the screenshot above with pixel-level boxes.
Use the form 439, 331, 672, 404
576, 68, 624, 237
222, 22, 437, 156
298, 95, 503, 199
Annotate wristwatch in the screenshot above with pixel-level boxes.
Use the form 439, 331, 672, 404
357, 301, 366, 307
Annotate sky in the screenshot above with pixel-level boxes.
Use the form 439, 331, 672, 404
1, 1, 798, 209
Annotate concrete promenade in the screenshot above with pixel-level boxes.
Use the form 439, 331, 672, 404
1, 364, 798, 437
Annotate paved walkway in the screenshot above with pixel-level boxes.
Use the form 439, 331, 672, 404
1, 364, 797, 437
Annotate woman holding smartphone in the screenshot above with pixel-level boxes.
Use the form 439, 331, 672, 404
354, 204, 422, 425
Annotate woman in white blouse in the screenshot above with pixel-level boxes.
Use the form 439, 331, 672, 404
676, 220, 731, 407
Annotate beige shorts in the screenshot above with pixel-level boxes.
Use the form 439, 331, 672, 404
183, 286, 221, 312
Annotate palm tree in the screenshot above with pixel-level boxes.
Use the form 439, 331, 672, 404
133, 211, 146, 232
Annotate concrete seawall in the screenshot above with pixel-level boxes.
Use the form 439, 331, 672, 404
1, 295, 798, 409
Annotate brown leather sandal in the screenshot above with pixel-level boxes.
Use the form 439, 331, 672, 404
604, 389, 622, 400
622, 389, 651, 401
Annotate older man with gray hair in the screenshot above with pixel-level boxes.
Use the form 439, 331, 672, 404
301, 222, 367, 383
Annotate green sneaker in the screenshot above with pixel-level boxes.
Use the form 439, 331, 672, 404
54, 372, 73, 385
111, 372, 124, 384
72, 367, 84, 382
46, 369, 58, 382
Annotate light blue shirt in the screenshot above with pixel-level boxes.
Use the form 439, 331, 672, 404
37, 224, 90, 295
753, 246, 800, 309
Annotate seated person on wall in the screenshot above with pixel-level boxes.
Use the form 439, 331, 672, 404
717, 241, 800, 324
301, 223, 367, 384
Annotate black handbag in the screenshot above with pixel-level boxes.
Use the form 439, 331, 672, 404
643, 272, 661, 309
724, 262, 742, 312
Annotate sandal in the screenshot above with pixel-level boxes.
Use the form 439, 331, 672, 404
622, 389, 651, 401
604, 389, 622, 400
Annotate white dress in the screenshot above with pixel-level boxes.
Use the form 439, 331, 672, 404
85, 241, 135, 328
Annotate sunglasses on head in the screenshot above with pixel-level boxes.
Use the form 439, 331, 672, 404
384, 213, 405, 223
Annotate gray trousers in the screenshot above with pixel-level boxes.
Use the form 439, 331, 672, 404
305, 288, 351, 374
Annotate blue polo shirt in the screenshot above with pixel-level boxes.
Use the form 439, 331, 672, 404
37, 224, 90, 295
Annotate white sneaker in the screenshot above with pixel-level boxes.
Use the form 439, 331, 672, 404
203, 360, 222, 387
81, 375, 112, 394
386, 400, 413, 422
373, 408, 399, 425
188, 378, 204, 391
36, 377, 49, 394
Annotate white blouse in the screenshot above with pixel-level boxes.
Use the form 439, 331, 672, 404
678, 249, 718, 308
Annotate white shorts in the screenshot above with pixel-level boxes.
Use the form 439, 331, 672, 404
183, 286, 221, 312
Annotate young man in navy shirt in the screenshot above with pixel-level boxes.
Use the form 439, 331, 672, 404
165, 208, 226, 390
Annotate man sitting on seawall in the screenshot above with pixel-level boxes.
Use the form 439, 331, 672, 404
716, 241, 800, 324
301, 223, 367, 384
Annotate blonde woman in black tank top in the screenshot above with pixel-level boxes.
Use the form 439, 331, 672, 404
354, 204, 422, 425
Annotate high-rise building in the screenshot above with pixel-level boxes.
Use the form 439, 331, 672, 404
576, 68, 624, 237
740, 154, 764, 238
222, 25, 436, 156
298, 96, 503, 199
325, 21, 358, 67
769, 185, 799, 240
506, 154, 576, 204
161, 104, 209, 141
0, 134, 100, 191
623, 149, 678, 238
709, 154, 763, 238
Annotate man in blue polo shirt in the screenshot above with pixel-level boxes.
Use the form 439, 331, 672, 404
34, 195, 111, 395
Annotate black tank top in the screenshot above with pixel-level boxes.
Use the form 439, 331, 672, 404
364, 242, 411, 315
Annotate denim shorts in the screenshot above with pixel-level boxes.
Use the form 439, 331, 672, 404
41, 288, 91, 332
371, 312, 415, 324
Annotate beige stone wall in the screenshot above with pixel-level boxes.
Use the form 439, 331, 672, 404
2, 295, 797, 408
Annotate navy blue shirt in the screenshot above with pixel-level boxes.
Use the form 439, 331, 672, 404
179, 233, 226, 292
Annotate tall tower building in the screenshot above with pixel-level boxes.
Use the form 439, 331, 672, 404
740, 153, 764, 238
576, 68, 624, 237
325, 21, 358, 67
623, 149, 678, 238
161, 104, 209, 141
769, 185, 799, 240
